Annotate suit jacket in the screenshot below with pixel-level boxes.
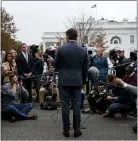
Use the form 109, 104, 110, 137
53, 41, 89, 87
16, 52, 34, 76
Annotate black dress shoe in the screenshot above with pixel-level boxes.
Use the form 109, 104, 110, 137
74, 130, 82, 137
11, 116, 16, 123
63, 131, 70, 137
121, 113, 127, 119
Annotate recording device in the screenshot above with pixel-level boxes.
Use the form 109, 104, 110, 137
88, 66, 100, 82
44, 96, 57, 110
30, 45, 39, 55
88, 50, 93, 55
109, 49, 119, 63
130, 50, 137, 61
87, 47, 97, 57
96, 90, 107, 104
89, 82, 108, 113
18, 76, 22, 83
44, 47, 56, 59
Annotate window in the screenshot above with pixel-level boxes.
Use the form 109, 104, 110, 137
110, 36, 121, 44
45, 42, 55, 47
130, 35, 134, 44
113, 39, 119, 44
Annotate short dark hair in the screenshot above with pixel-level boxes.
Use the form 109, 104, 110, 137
66, 28, 78, 40
20, 43, 27, 48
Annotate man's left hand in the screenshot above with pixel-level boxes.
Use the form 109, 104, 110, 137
106, 96, 113, 100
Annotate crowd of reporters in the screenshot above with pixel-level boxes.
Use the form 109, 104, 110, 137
1, 42, 137, 133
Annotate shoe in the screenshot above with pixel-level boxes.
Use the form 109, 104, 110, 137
74, 130, 82, 137
132, 122, 137, 133
39, 104, 44, 109
69, 105, 73, 110
10, 116, 16, 123
81, 109, 95, 114
63, 131, 70, 137
102, 112, 115, 118
27, 114, 38, 120
121, 113, 127, 119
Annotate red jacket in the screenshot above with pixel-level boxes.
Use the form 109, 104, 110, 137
123, 72, 137, 86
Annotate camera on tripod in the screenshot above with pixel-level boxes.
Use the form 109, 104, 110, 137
44, 95, 57, 110
30, 45, 39, 57
109, 49, 119, 63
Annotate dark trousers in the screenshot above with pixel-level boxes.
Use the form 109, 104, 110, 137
108, 103, 131, 115
81, 92, 85, 109
23, 78, 32, 102
59, 86, 81, 131
2, 103, 32, 120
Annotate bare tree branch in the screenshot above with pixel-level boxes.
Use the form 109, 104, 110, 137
56, 12, 109, 52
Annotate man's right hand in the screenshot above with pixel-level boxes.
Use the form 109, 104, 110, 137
110, 78, 125, 87
24, 73, 30, 77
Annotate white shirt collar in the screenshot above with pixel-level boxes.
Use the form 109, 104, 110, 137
69, 40, 77, 42
22, 51, 28, 61
22, 51, 27, 55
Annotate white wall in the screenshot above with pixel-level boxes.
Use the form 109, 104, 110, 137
42, 21, 137, 57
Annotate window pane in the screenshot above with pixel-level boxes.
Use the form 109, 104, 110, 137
130, 35, 134, 44
113, 39, 118, 44
45, 42, 55, 47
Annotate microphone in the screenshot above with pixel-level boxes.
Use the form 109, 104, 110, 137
88, 66, 100, 82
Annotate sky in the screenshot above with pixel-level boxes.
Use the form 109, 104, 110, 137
2, 1, 137, 45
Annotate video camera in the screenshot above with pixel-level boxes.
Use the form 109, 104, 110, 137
109, 49, 119, 63
43, 47, 56, 59
130, 50, 137, 61
30, 45, 39, 56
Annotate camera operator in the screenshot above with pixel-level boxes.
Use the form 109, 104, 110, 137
103, 74, 136, 118
31, 46, 44, 102
109, 49, 128, 79
128, 50, 137, 72
106, 77, 137, 132
39, 65, 59, 109
82, 82, 112, 114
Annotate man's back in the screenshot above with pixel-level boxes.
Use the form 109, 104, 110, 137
54, 41, 89, 87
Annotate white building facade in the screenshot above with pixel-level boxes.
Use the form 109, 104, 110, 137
42, 18, 137, 57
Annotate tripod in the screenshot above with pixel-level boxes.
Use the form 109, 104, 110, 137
50, 104, 87, 130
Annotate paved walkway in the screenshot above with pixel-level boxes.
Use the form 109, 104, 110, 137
1, 105, 137, 140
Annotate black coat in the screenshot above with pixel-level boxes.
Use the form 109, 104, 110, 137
16, 53, 34, 76
32, 58, 44, 76
115, 56, 128, 78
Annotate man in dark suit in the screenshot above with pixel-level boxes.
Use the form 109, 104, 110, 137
53, 28, 89, 137
16, 43, 34, 102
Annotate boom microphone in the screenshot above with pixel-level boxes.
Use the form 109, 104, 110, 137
88, 66, 99, 82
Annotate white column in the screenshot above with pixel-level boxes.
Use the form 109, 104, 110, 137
42, 42, 46, 53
